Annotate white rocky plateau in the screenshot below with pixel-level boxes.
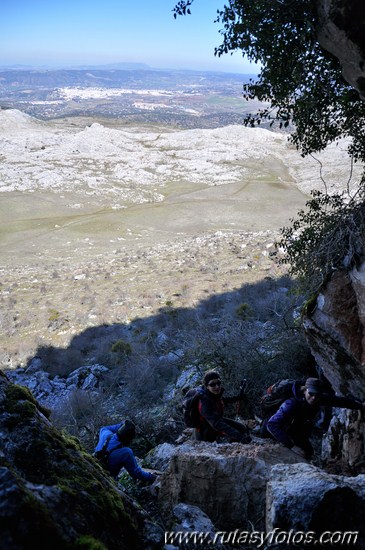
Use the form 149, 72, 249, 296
0, 108, 361, 268
0, 108, 360, 199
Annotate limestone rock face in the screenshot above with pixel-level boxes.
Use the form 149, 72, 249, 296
171, 503, 216, 536
316, 0, 365, 100
322, 407, 364, 467
156, 439, 306, 530
303, 269, 365, 398
267, 463, 365, 546
303, 266, 365, 465
0, 370, 143, 550
5, 362, 110, 411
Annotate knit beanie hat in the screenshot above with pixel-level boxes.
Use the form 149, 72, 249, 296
202, 370, 221, 386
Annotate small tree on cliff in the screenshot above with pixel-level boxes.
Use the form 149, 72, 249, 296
174, 0, 365, 293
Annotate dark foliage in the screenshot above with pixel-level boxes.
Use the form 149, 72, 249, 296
276, 187, 365, 294
174, 0, 365, 166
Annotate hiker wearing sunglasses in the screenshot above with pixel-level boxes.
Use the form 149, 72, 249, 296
195, 370, 252, 443
265, 377, 365, 460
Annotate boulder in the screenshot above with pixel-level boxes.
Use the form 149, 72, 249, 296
303, 267, 365, 466
322, 407, 365, 467
267, 463, 365, 546
0, 370, 151, 549
5, 363, 110, 411
303, 270, 365, 398
147, 442, 179, 471
171, 502, 216, 537
155, 439, 306, 530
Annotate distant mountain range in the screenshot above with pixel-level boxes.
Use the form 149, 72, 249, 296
0, 61, 256, 75
0, 62, 153, 71
0, 65, 257, 94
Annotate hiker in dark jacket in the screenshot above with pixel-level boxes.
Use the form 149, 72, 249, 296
264, 378, 364, 459
195, 370, 252, 443
94, 420, 155, 482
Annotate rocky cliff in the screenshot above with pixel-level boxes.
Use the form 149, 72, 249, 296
317, 0, 365, 100
146, 441, 365, 546
0, 370, 153, 550
303, 266, 365, 467
4, 364, 365, 549
149, 440, 306, 530
300, 0, 365, 468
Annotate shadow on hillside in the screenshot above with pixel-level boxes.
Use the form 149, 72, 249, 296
27, 274, 315, 409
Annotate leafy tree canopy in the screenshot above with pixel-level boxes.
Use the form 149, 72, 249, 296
174, 0, 365, 166
174, 1, 365, 295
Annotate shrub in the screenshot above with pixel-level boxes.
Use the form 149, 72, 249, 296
235, 303, 253, 319
48, 309, 60, 322
276, 189, 365, 295
111, 339, 132, 356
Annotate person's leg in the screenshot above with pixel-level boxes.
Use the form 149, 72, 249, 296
223, 417, 252, 443
224, 417, 249, 435
259, 417, 273, 439
198, 423, 218, 442
291, 432, 314, 459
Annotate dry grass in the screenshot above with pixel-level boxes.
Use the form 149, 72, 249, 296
0, 230, 286, 368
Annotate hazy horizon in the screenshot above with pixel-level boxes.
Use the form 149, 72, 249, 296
0, 60, 258, 76
1, 0, 260, 75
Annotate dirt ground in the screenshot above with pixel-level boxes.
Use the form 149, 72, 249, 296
0, 116, 311, 367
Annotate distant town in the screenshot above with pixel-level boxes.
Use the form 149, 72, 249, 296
0, 65, 262, 128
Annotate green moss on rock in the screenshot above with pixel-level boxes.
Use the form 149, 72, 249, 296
4, 383, 51, 419
74, 535, 108, 550
0, 374, 142, 549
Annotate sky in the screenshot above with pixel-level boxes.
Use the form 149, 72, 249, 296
0, 0, 259, 74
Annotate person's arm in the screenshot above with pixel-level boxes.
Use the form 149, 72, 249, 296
199, 397, 246, 440
94, 424, 121, 453
222, 394, 240, 404
322, 394, 364, 410
120, 447, 155, 482
266, 399, 298, 448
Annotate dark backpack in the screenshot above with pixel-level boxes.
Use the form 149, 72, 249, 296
182, 387, 204, 428
260, 379, 302, 418
93, 435, 123, 470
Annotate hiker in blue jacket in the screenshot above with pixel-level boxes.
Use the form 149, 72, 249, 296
265, 377, 364, 459
94, 419, 155, 482
195, 370, 252, 443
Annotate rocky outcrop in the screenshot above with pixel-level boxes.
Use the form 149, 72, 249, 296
170, 503, 216, 538
267, 463, 365, 546
152, 440, 306, 530
303, 269, 365, 398
322, 407, 365, 467
303, 265, 365, 466
0, 370, 151, 550
316, 0, 365, 100
5, 361, 110, 411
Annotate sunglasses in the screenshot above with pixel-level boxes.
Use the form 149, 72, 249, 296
307, 391, 320, 397
208, 380, 221, 388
